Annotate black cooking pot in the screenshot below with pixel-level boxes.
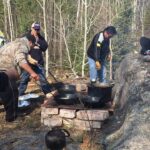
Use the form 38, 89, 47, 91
88, 85, 112, 103
55, 93, 78, 105
57, 84, 76, 94
45, 128, 70, 150
81, 95, 104, 108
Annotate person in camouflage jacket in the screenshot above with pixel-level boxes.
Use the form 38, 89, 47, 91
0, 34, 39, 122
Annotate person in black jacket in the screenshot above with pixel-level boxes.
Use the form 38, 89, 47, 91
140, 36, 150, 55
87, 26, 117, 84
18, 22, 57, 101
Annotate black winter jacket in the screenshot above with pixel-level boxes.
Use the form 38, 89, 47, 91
27, 31, 48, 65
87, 32, 110, 62
140, 36, 150, 55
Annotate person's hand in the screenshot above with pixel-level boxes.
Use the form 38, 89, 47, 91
107, 54, 111, 61
27, 55, 38, 65
30, 72, 39, 81
46, 93, 54, 99
46, 90, 58, 99
95, 61, 101, 70
51, 90, 58, 96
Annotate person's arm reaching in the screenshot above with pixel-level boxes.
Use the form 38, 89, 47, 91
20, 63, 39, 80
14, 47, 39, 80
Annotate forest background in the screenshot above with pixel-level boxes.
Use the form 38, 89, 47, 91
0, 0, 150, 78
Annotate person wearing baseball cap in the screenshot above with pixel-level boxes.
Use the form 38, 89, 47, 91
18, 22, 58, 104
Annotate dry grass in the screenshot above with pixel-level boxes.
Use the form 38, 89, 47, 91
80, 133, 103, 150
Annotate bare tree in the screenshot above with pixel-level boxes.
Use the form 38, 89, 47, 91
59, 2, 63, 67
54, 1, 77, 76
3, 0, 8, 39
141, 0, 145, 36
7, 0, 14, 41
81, 0, 87, 77
35, 0, 49, 76
76, 0, 81, 28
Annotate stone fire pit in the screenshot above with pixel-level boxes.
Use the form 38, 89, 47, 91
41, 84, 110, 130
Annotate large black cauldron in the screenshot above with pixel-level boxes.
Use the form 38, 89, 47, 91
87, 85, 112, 104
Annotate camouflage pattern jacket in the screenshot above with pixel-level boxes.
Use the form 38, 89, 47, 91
0, 37, 30, 75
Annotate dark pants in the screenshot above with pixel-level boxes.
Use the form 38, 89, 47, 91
18, 65, 52, 96
0, 72, 18, 122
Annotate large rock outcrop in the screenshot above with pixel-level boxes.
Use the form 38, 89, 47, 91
106, 53, 150, 150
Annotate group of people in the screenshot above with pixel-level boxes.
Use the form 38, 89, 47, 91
0, 21, 150, 149
0, 24, 118, 122
1, 21, 149, 124
0, 22, 57, 122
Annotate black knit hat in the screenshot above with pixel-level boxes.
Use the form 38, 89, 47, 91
26, 34, 36, 44
104, 26, 117, 35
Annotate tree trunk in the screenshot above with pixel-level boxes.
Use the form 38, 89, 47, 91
7, 0, 14, 41
141, 1, 145, 36
59, 3, 63, 67
42, 0, 48, 77
108, 0, 112, 80
76, 0, 80, 28
81, 0, 87, 77
132, 0, 138, 33
3, 0, 8, 39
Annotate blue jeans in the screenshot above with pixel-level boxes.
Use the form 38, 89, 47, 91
18, 65, 52, 96
88, 57, 106, 83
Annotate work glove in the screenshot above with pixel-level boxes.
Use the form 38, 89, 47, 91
27, 55, 38, 65
97, 42, 101, 47
95, 61, 101, 70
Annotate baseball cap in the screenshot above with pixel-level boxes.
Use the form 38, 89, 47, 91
31, 22, 40, 30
